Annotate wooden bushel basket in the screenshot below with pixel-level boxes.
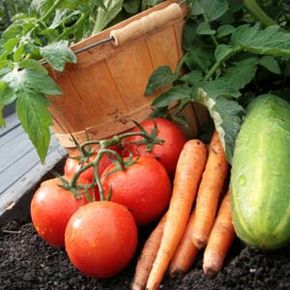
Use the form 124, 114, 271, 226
48, 0, 208, 153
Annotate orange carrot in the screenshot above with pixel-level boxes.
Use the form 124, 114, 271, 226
203, 192, 235, 276
191, 131, 229, 249
131, 215, 166, 290
169, 210, 199, 277
146, 139, 207, 290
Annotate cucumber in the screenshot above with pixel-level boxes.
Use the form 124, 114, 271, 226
230, 94, 290, 249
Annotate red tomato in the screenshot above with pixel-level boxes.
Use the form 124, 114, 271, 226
65, 201, 138, 278
30, 178, 89, 247
124, 118, 186, 176
101, 156, 171, 225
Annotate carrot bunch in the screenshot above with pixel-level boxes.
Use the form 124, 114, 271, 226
131, 131, 236, 290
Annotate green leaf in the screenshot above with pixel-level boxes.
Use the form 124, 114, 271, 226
152, 85, 192, 108
40, 41, 77, 72
191, 0, 228, 21
231, 24, 290, 58
145, 66, 179, 96
214, 44, 234, 62
201, 80, 241, 99
195, 88, 245, 162
123, 0, 140, 14
93, 0, 123, 33
3, 38, 19, 54
259, 56, 281, 74
3, 67, 61, 96
0, 103, 5, 127
183, 48, 213, 72
13, 44, 26, 62
16, 93, 52, 163
20, 59, 48, 73
180, 70, 203, 86
217, 24, 236, 37
221, 58, 258, 91
0, 80, 17, 106
196, 22, 216, 35
2, 25, 23, 40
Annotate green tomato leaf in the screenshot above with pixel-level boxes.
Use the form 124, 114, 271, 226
0, 80, 17, 106
191, 0, 228, 21
3, 67, 61, 96
152, 85, 192, 108
16, 92, 52, 163
20, 59, 48, 73
40, 41, 77, 72
214, 44, 234, 62
259, 56, 281, 74
231, 24, 290, 58
183, 48, 213, 72
196, 22, 216, 35
217, 24, 236, 37
195, 88, 245, 163
3, 38, 19, 54
221, 58, 258, 91
2, 25, 23, 40
180, 70, 203, 86
145, 66, 179, 96
0, 104, 5, 127
201, 80, 241, 99
93, 0, 124, 33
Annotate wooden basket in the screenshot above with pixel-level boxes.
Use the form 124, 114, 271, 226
48, 0, 208, 153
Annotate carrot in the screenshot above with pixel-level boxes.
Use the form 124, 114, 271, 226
169, 210, 199, 277
203, 192, 235, 276
191, 131, 229, 249
146, 139, 207, 290
131, 215, 166, 290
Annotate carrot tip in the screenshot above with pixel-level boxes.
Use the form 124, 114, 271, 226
203, 266, 218, 277
192, 237, 206, 249
169, 268, 185, 278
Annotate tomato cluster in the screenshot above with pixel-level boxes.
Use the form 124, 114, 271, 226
30, 118, 186, 278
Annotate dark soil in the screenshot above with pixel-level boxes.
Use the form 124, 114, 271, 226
0, 220, 289, 290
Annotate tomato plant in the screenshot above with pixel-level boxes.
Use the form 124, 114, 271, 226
124, 118, 186, 176
101, 156, 171, 225
30, 178, 89, 247
65, 201, 138, 278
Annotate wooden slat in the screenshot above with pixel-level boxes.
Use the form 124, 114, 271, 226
146, 26, 180, 70
106, 38, 155, 110
0, 113, 21, 137
0, 134, 61, 195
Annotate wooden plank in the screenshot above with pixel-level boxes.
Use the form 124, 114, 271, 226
0, 135, 61, 195
0, 113, 20, 137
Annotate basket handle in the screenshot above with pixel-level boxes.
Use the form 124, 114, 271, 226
110, 3, 183, 47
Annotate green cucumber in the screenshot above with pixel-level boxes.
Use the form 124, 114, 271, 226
230, 94, 290, 249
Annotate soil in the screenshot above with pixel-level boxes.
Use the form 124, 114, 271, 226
0, 220, 289, 290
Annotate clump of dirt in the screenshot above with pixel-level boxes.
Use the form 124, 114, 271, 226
0, 220, 289, 290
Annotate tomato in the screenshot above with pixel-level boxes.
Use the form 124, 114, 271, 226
124, 118, 186, 177
65, 201, 138, 278
64, 147, 121, 182
101, 156, 171, 225
30, 178, 89, 247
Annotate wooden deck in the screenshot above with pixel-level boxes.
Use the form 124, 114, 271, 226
0, 113, 67, 224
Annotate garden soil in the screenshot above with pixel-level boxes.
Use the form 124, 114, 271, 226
0, 220, 289, 290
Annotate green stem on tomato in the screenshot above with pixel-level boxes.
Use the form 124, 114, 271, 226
80, 130, 164, 157
243, 0, 276, 26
